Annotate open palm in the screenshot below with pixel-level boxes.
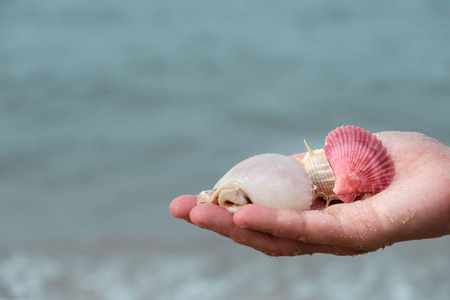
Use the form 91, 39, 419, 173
170, 131, 450, 256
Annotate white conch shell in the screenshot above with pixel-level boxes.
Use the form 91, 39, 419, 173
297, 140, 339, 206
196, 153, 314, 213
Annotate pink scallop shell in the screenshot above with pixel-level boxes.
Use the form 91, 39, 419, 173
323, 125, 394, 203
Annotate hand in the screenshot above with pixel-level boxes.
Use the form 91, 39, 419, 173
170, 132, 450, 256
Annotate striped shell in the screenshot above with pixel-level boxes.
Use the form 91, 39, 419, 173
297, 140, 340, 206
323, 126, 394, 202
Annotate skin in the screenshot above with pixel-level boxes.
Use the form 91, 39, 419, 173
169, 132, 450, 256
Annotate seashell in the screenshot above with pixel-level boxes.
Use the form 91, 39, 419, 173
297, 140, 340, 206
196, 153, 314, 213
323, 125, 394, 203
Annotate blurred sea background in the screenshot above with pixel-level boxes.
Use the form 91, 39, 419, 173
1, 0, 450, 299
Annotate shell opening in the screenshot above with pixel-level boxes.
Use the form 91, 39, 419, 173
218, 188, 252, 213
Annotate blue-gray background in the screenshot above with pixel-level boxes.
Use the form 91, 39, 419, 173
1, 0, 449, 299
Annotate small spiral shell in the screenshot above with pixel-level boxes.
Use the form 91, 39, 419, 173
297, 140, 339, 206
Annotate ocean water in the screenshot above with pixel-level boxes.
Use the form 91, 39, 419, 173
0, 0, 449, 299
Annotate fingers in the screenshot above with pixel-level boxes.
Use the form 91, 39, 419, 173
169, 195, 197, 223
189, 203, 235, 236
233, 203, 388, 250
171, 195, 383, 255
190, 203, 371, 256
